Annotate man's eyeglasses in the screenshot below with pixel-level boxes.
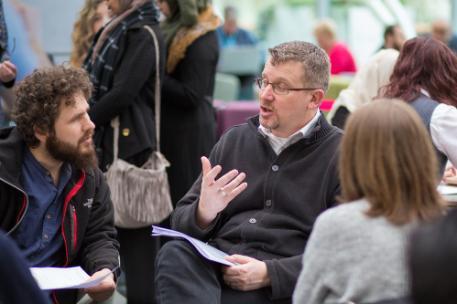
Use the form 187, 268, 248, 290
256, 78, 320, 95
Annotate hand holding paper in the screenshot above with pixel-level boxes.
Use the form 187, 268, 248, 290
84, 268, 116, 302
30, 266, 117, 291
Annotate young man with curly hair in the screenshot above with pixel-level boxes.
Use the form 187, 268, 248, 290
0, 66, 119, 303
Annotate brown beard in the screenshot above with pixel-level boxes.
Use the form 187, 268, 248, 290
46, 131, 98, 170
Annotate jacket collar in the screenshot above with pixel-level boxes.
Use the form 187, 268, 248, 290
248, 112, 339, 143
0, 127, 92, 189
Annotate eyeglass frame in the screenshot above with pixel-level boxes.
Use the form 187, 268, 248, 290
255, 77, 321, 95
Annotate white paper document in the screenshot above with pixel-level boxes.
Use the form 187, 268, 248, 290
151, 226, 236, 266
30, 266, 114, 290
438, 184, 457, 195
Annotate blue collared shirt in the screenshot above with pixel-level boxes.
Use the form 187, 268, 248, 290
12, 148, 72, 266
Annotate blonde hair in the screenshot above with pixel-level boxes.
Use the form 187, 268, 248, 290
339, 99, 444, 225
313, 19, 337, 40
70, 0, 106, 67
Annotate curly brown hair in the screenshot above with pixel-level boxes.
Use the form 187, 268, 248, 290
382, 36, 457, 106
70, 0, 106, 67
12, 66, 92, 148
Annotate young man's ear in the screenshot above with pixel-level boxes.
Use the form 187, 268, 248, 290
33, 126, 48, 144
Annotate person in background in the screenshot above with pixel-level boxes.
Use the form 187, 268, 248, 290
409, 208, 457, 304
1, 0, 53, 128
0, 0, 18, 88
314, 19, 356, 75
155, 40, 342, 304
379, 24, 405, 51
293, 100, 444, 304
216, 5, 258, 99
157, 0, 219, 206
83, 0, 165, 303
215, 5, 257, 48
0, 0, 17, 128
431, 19, 457, 53
2, 66, 119, 304
0, 230, 50, 304
382, 36, 457, 176
327, 48, 399, 128
70, 0, 110, 67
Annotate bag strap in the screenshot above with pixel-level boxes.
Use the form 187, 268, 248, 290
110, 25, 162, 160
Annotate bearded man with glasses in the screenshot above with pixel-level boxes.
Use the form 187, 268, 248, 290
155, 41, 342, 304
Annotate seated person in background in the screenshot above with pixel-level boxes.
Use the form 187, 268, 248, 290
382, 36, 457, 176
409, 208, 457, 304
326, 48, 399, 128
431, 19, 457, 53
155, 41, 342, 304
379, 24, 405, 51
314, 19, 356, 75
0, 230, 49, 304
293, 100, 445, 304
216, 5, 258, 99
1, 66, 119, 303
216, 5, 257, 48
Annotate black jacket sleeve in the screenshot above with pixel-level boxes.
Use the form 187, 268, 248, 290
0, 232, 50, 303
80, 169, 120, 276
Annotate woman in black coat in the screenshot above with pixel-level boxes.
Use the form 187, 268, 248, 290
84, 0, 165, 302
158, 0, 220, 206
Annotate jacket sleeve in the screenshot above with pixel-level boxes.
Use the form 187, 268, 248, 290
162, 31, 219, 110
80, 169, 120, 276
0, 232, 50, 304
89, 28, 158, 126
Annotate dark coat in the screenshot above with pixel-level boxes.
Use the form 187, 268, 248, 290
161, 30, 219, 205
87, 22, 165, 170
0, 128, 120, 303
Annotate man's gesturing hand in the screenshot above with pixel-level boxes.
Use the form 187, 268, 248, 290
196, 156, 247, 228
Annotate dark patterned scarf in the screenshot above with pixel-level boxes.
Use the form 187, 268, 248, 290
83, 1, 159, 103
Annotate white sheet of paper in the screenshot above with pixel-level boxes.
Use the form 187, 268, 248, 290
438, 184, 457, 195
30, 266, 112, 290
151, 226, 236, 266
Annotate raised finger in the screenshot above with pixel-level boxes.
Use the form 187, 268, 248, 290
201, 156, 212, 176
215, 169, 239, 188
222, 173, 246, 193
227, 182, 248, 200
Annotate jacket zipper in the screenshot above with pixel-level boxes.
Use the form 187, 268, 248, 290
70, 205, 78, 251
61, 171, 86, 266
0, 177, 29, 234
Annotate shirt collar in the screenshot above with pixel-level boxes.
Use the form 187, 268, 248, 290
258, 111, 321, 139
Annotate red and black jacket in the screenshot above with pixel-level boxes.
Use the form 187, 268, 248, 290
0, 127, 120, 303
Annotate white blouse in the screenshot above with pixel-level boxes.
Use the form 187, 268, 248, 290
430, 103, 457, 167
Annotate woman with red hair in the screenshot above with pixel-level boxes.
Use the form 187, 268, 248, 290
382, 36, 457, 176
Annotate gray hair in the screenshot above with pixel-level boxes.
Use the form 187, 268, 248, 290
268, 41, 330, 92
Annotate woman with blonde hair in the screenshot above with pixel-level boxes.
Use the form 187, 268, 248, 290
70, 0, 109, 67
293, 100, 444, 304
